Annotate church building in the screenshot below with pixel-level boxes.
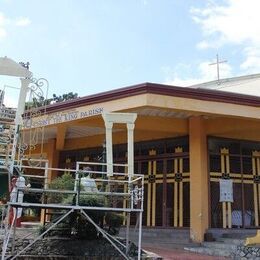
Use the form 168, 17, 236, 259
22, 81, 260, 242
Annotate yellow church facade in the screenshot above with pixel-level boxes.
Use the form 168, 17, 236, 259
26, 82, 260, 242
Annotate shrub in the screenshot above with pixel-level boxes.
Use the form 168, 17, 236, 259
48, 173, 75, 204
105, 212, 124, 235
68, 195, 106, 239
43, 173, 123, 239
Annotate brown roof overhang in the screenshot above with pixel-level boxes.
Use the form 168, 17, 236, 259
38, 82, 260, 114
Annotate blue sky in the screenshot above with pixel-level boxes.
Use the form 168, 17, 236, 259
1, 0, 260, 106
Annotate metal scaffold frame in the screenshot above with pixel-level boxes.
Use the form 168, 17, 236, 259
0, 57, 143, 260
1, 152, 144, 260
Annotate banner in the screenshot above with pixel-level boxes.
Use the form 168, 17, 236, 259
219, 179, 233, 202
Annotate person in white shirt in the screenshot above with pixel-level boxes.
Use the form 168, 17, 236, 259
9, 169, 30, 227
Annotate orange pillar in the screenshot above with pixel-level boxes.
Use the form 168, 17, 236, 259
47, 138, 59, 181
189, 116, 209, 242
40, 138, 59, 223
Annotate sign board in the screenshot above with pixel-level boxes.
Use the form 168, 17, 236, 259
219, 179, 233, 202
24, 107, 104, 128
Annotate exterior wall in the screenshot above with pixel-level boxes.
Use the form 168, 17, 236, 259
206, 117, 260, 141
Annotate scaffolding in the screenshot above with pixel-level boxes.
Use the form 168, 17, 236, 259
1, 159, 144, 259
0, 57, 143, 259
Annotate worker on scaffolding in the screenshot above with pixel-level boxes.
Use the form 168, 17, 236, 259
9, 168, 30, 227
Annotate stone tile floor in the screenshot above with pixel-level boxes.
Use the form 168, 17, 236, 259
143, 246, 231, 260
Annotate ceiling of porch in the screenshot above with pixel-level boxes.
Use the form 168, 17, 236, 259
22, 106, 212, 143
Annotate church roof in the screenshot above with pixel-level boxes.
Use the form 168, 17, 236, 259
44, 82, 260, 114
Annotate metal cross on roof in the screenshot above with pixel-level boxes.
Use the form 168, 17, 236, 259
209, 54, 227, 84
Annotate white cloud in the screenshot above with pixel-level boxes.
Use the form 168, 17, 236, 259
165, 76, 202, 87
191, 0, 260, 73
0, 12, 31, 40
141, 0, 148, 5
240, 46, 260, 73
0, 12, 8, 26
163, 59, 232, 87
59, 40, 69, 49
0, 81, 20, 108
191, 0, 260, 45
196, 41, 210, 50
0, 27, 6, 38
3, 95, 18, 107
0, 12, 8, 39
15, 17, 31, 27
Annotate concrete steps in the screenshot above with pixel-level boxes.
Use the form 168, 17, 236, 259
184, 232, 250, 258
119, 227, 192, 249
185, 246, 231, 257
203, 241, 238, 251
208, 228, 256, 239
217, 237, 245, 245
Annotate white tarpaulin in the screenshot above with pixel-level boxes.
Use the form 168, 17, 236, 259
81, 176, 98, 192
219, 179, 233, 202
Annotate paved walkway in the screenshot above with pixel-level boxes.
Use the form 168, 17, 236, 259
143, 246, 230, 260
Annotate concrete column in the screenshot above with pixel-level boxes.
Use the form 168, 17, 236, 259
46, 138, 59, 181
189, 116, 209, 242
40, 138, 59, 223
105, 122, 113, 176
127, 123, 134, 177
56, 124, 67, 150
10, 78, 30, 175
102, 112, 137, 177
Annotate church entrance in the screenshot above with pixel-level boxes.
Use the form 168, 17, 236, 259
133, 137, 190, 228
209, 137, 260, 229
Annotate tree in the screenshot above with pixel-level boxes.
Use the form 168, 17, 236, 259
24, 92, 78, 110
25, 96, 52, 110
52, 92, 78, 103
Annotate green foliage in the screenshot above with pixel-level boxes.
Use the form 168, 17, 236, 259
0, 204, 7, 222
49, 173, 75, 191
38, 224, 46, 235
48, 173, 75, 204
25, 96, 52, 110
79, 195, 105, 207
25, 92, 78, 110
65, 195, 106, 239
43, 173, 123, 239
70, 210, 105, 239
0, 193, 7, 204
52, 92, 78, 103
105, 212, 124, 235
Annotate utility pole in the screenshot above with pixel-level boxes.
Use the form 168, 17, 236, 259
209, 54, 227, 84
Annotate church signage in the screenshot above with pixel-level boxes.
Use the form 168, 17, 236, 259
24, 107, 104, 128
